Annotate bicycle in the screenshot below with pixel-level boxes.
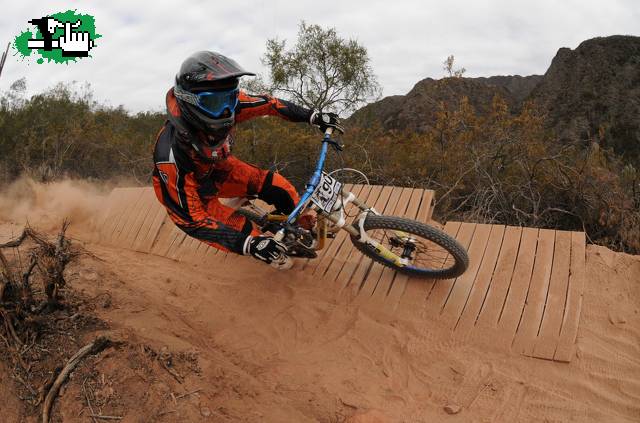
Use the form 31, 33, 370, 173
237, 128, 469, 279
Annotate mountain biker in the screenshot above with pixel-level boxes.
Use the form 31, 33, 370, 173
152, 51, 344, 268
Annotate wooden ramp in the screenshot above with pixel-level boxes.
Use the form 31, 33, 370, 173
92, 187, 586, 362
92, 184, 435, 271
392, 222, 586, 363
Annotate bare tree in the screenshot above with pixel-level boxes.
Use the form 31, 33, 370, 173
443, 55, 466, 78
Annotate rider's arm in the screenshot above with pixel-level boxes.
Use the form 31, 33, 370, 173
235, 90, 313, 124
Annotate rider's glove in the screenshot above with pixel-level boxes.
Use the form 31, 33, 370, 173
310, 111, 345, 134
243, 235, 292, 269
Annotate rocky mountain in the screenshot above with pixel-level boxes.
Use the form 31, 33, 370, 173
349, 35, 640, 161
530, 35, 640, 160
473, 75, 543, 104
348, 77, 520, 132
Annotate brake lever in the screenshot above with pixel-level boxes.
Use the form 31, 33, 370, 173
324, 138, 343, 152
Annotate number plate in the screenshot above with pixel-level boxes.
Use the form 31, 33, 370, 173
310, 172, 342, 213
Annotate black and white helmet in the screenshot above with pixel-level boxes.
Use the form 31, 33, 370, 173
173, 51, 255, 133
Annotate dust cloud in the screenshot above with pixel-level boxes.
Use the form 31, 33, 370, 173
0, 177, 111, 231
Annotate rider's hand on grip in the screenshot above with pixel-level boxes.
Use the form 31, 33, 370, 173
244, 235, 292, 269
310, 111, 344, 134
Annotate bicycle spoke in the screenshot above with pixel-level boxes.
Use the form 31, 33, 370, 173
368, 228, 454, 270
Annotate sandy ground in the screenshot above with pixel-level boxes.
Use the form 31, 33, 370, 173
0, 180, 639, 422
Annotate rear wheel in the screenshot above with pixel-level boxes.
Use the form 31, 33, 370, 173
351, 215, 468, 279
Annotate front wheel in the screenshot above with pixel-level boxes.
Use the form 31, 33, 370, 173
351, 215, 469, 279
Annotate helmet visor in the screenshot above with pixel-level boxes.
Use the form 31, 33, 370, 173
196, 88, 239, 118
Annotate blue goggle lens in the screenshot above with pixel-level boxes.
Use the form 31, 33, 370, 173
196, 89, 239, 118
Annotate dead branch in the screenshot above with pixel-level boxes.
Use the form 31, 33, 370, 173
1, 310, 23, 347
0, 249, 15, 301
0, 229, 28, 248
176, 388, 202, 400
20, 254, 37, 305
159, 359, 184, 384
42, 337, 111, 423
35, 366, 62, 407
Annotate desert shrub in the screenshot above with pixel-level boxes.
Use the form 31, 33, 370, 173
0, 83, 637, 253
0, 81, 163, 184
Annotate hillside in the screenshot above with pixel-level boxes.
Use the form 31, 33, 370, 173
348, 77, 520, 132
348, 35, 640, 162
530, 35, 640, 160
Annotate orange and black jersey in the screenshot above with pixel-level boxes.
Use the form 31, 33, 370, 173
152, 89, 308, 254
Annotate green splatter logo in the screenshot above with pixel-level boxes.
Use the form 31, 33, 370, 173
13, 10, 101, 64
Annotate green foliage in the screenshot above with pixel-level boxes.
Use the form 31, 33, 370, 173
0, 81, 637, 254
0, 80, 164, 183
262, 21, 381, 113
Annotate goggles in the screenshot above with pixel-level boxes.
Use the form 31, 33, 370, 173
174, 85, 239, 118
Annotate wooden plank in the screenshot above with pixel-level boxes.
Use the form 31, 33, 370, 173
454, 225, 506, 335
511, 229, 555, 356
94, 189, 121, 242
151, 221, 182, 257
175, 235, 201, 263
474, 226, 523, 328
107, 188, 145, 245
440, 223, 493, 327
554, 231, 586, 362
533, 230, 572, 360
187, 239, 208, 264
203, 243, 225, 266
111, 188, 146, 245
166, 229, 189, 260
358, 186, 406, 298
399, 188, 423, 224
496, 227, 539, 343
309, 184, 370, 276
422, 190, 435, 221
370, 187, 416, 303
423, 222, 477, 314
340, 185, 394, 295
416, 189, 435, 224
321, 185, 376, 283
330, 186, 386, 288
121, 189, 156, 249
384, 188, 424, 310
138, 207, 168, 253
132, 199, 165, 252
396, 221, 462, 319
101, 188, 136, 244
192, 233, 214, 260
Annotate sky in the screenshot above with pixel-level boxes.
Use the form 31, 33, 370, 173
1, 0, 638, 113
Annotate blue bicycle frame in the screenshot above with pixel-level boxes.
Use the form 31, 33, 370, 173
285, 131, 333, 225
271, 128, 414, 269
